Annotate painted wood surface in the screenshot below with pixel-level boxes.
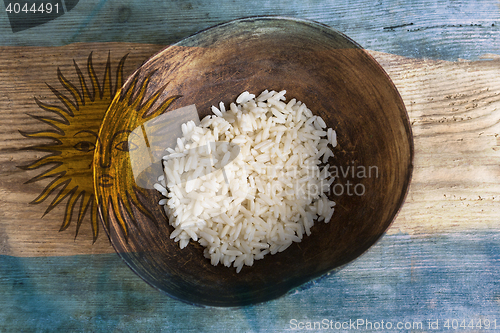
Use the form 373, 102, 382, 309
1, 232, 499, 331
0, 0, 499, 331
1, 0, 500, 61
1, 45, 499, 256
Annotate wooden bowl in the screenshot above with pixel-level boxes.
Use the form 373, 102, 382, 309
93, 17, 413, 306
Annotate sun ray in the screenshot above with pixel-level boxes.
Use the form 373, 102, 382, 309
129, 74, 151, 110
100, 53, 112, 101
46, 84, 76, 117
115, 54, 128, 97
33, 98, 71, 123
31, 174, 68, 205
18, 156, 59, 172
75, 191, 94, 238
21, 161, 62, 180
122, 72, 140, 105
129, 188, 158, 227
99, 195, 110, 230
44, 179, 73, 211
60, 188, 82, 231
73, 60, 90, 106
118, 191, 135, 230
19, 130, 64, 140
90, 199, 98, 242
145, 93, 180, 119
116, 194, 131, 237
18, 144, 62, 157
57, 68, 81, 111
43, 180, 75, 217
26, 114, 68, 133
87, 52, 99, 102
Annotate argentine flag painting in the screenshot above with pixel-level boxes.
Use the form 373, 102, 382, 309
1, 0, 500, 331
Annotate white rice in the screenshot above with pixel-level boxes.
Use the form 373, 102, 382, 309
156, 90, 337, 273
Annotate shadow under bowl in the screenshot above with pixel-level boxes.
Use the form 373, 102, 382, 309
93, 16, 413, 307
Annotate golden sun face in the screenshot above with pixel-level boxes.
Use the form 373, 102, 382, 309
21, 52, 181, 243
94, 71, 180, 239
20, 52, 128, 242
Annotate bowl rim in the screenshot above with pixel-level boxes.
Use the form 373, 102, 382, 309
93, 15, 415, 307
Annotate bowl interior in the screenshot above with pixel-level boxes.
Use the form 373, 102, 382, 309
93, 17, 413, 306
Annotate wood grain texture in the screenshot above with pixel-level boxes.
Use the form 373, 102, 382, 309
2, 42, 500, 258
368, 51, 500, 235
0, 2, 498, 330
1, 0, 499, 61
0, 43, 164, 257
1, 232, 499, 331
1, 43, 499, 257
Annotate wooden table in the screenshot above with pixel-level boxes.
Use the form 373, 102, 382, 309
1, 0, 499, 331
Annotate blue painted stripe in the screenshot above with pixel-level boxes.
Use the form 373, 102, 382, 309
1, 0, 499, 61
69, 0, 108, 42
1, 231, 499, 332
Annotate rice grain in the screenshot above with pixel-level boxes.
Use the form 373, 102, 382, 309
156, 90, 337, 272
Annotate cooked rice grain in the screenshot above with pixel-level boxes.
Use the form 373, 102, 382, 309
156, 90, 337, 273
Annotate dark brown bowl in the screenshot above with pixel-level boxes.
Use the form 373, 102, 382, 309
93, 16, 413, 307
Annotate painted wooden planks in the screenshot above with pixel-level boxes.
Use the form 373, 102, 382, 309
0, 45, 161, 256
0, 232, 498, 331
1, 43, 499, 257
1, 0, 499, 61
369, 51, 500, 234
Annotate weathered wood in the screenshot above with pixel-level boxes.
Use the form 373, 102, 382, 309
1, 43, 499, 257
0, 44, 164, 256
1, 0, 499, 61
0, 0, 498, 329
1, 232, 499, 331
369, 51, 500, 234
